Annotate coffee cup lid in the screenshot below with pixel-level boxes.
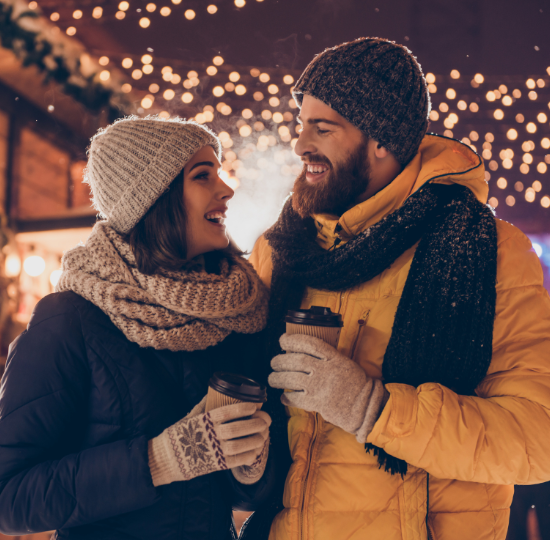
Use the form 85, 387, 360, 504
208, 372, 267, 403
285, 306, 343, 327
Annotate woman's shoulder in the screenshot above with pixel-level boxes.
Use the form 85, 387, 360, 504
28, 291, 106, 331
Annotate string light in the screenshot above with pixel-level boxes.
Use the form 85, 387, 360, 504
160, 7, 171, 16
121, 83, 132, 93
259, 73, 270, 83
73, 10, 83, 19
139, 17, 151, 28
66, 27, 76, 36
122, 58, 133, 68
50, 12, 60, 21
143, 65, 153, 74
181, 92, 193, 103
141, 95, 154, 109
235, 0, 246, 7
163, 89, 175, 100
184, 10, 196, 19
213, 56, 224, 66
268, 84, 279, 94
450, 70, 460, 79
235, 84, 246, 95
92, 7, 103, 18
207, 5, 218, 14
146, 3, 157, 12
116, 11, 126, 20
119, 1, 130, 10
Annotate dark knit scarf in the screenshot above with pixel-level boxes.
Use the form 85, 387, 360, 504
263, 182, 498, 478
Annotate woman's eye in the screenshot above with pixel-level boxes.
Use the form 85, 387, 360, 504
194, 172, 210, 180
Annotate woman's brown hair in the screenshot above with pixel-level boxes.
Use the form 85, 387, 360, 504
127, 169, 188, 275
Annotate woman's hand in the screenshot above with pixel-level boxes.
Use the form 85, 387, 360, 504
148, 400, 271, 486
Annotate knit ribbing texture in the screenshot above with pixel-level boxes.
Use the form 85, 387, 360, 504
85, 116, 221, 234
264, 183, 498, 476
56, 222, 269, 351
293, 37, 430, 166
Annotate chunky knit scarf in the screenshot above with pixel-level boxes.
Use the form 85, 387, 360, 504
264, 183, 498, 476
56, 222, 269, 352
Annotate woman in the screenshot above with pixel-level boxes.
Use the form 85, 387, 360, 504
0, 116, 273, 539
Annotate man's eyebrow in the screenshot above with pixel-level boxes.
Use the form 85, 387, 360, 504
189, 161, 215, 171
296, 116, 342, 126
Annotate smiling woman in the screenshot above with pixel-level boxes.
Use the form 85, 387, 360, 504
0, 116, 274, 540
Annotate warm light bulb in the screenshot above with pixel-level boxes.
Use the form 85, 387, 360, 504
50, 269, 63, 287
24, 255, 46, 277
5, 254, 21, 277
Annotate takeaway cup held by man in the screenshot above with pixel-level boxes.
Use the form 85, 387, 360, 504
285, 305, 343, 348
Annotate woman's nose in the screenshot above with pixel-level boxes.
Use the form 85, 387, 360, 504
217, 175, 235, 200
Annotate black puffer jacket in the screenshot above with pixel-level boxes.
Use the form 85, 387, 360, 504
0, 291, 274, 539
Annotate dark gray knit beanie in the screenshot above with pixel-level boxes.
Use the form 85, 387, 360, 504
292, 37, 431, 166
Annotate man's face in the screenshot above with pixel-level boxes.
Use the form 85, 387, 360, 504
292, 95, 371, 218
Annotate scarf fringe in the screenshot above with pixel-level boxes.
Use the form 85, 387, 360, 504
365, 443, 408, 477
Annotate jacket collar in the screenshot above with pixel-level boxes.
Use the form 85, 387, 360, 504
312, 134, 487, 249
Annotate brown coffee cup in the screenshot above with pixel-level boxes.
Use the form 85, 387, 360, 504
285, 306, 343, 348
205, 372, 267, 412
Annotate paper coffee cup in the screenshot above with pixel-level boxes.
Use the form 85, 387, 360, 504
205, 372, 267, 412
285, 306, 343, 348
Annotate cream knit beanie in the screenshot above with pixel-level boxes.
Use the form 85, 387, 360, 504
85, 115, 222, 234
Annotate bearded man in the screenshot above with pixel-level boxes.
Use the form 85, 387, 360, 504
249, 38, 550, 540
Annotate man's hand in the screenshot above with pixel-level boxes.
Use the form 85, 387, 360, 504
268, 333, 388, 443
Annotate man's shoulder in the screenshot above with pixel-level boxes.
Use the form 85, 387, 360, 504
494, 218, 543, 291
249, 235, 273, 289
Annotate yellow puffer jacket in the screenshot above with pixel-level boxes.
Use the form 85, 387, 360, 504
250, 135, 550, 540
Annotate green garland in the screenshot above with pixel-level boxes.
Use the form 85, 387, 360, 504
0, 3, 120, 115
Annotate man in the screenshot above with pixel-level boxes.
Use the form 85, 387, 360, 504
250, 38, 550, 540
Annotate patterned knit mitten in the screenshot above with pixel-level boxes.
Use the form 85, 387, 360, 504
231, 434, 270, 485
149, 401, 271, 486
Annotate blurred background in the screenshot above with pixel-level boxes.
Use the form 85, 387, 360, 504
0, 0, 548, 539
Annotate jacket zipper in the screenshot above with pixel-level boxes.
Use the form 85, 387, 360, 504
350, 310, 370, 360
300, 413, 319, 540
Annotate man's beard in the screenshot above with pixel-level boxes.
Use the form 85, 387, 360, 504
292, 142, 371, 218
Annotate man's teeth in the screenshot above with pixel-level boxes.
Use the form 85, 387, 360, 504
307, 164, 329, 174
205, 211, 225, 223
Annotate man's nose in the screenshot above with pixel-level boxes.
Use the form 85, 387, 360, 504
294, 128, 316, 158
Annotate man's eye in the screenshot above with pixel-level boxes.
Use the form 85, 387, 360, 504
316, 128, 329, 135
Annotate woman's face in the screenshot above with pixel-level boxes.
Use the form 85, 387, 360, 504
183, 145, 234, 260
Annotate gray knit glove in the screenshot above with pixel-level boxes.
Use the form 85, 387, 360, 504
148, 397, 271, 487
269, 334, 388, 443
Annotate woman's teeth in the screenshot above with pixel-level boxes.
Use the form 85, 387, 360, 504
205, 211, 225, 224
307, 164, 329, 174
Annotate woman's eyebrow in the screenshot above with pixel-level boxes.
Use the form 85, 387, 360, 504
189, 161, 215, 171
